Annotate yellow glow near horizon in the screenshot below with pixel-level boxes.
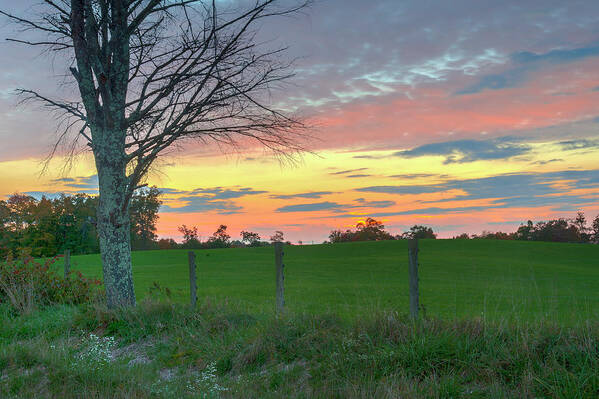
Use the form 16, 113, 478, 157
1, 139, 598, 241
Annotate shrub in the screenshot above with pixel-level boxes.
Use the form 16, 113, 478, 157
0, 255, 102, 313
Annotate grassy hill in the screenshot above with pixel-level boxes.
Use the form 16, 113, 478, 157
56, 239, 599, 324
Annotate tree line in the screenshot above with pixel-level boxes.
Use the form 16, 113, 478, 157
2, 188, 597, 258
454, 212, 599, 243
328, 218, 437, 243
0, 187, 295, 257
159, 225, 290, 250
0, 187, 161, 258
327, 212, 599, 244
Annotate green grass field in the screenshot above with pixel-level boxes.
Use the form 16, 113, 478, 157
4, 239, 599, 397
56, 239, 599, 323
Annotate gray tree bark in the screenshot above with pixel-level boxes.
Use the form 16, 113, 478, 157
95, 136, 136, 307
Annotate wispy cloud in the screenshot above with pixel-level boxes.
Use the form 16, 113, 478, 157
276, 202, 343, 213
275, 197, 395, 213
355, 169, 599, 215
51, 175, 98, 191
270, 191, 335, 200
161, 186, 267, 214
457, 43, 599, 95
558, 139, 599, 151
512, 45, 599, 64
187, 187, 268, 199
329, 168, 369, 175
161, 199, 244, 214
52, 177, 76, 183
392, 137, 531, 164
388, 173, 448, 179
354, 198, 396, 208
531, 158, 563, 165
355, 185, 444, 195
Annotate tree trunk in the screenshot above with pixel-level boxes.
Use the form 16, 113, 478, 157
94, 130, 136, 308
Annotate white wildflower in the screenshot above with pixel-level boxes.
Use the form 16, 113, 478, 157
187, 362, 229, 398
75, 333, 116, 370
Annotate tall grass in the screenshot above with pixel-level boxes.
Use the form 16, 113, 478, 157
1, 298, 598, 398
0, 277, 37, 315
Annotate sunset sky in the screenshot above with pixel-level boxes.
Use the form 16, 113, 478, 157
1, 0, 598, 243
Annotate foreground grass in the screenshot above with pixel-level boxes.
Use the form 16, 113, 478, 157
1, 299, 598, 398
52, 240, 599, 323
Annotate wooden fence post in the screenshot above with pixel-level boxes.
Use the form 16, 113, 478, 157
188, 251, 197, 308
408, 239, 419, 319
64, 250, 70, 279
274, 242, 285, 313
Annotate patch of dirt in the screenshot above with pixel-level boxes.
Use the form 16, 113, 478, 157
159, 368, 176, 381
112, 340, 154, 367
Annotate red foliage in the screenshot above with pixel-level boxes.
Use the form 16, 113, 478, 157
0, 255, 102, 310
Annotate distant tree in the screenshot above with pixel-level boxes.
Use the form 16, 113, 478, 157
532, 219, 579, 243
208, 225, 231, 248
178, 225, 200, 249
3, 194, 41, 256
494, 231, 514, 240
270, 231, 285, 243
214, 225, 231, 243
474, 230, 514, 240
515, 220, 534, 240
573, 212, 587, 233
25, 197, 58, 256
328, 229, 347, 243
5, 194, 37, 232
572, 211, 590, 242
54, 193, 100, 254
0, 200, 8, 226
157, 238, 178, 250
513, 216, 595, 243
354, 218, 395, 241
453, 233, 470, 239
0, 200, 8, 221
0, 200, 9, 254
475, 230, 492, 239
0, 191, 159, 257
178, 225, 198, 242
241, 230, 261, 247
592, 214, 599, 243
329, 218, 394, 243
357, 218, 383, 230
130, 187, 162, 250
54, 196, 78, 253
402, 225, 437, 240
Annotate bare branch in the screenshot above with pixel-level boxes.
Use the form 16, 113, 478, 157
15, 89, 87, 121
3, 0, 313, 191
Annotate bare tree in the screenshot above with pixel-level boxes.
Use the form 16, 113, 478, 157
1, 0, 309, 307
